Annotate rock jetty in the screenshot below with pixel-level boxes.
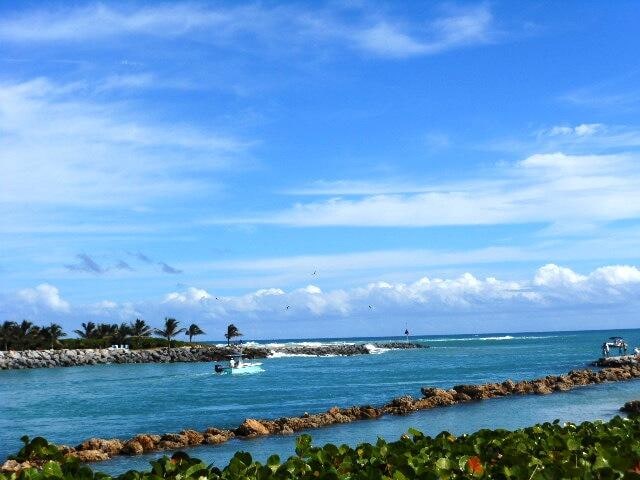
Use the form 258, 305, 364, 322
0, 346, 267, 370
6, 363, 637, 467
592, 355, 639, 367
0, 343, 422, 370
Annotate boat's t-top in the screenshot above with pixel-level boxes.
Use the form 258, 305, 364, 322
229, 353, 244, 368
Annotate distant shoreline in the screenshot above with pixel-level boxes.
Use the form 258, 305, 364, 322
204, 327, 640, 344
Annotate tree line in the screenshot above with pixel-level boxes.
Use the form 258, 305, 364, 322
0, 318, 233, 351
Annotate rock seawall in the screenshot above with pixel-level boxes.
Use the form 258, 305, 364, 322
6, 364, 638, 467
0, 343, 422, 370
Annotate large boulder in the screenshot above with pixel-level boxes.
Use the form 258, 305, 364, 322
204, 433, 230, 445
132, 434, 160, 452
76, 438, 123, 456
1, 460, 32, 473
621, 400, 640, 415
122, 440, 144, 455
235, 419, 270, 437
73, 450, 110, 462
181, 430, 205, 446
383, 396, 418, 415
452, 384, 488, 400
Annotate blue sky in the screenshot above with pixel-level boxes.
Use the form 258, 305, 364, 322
1, 1, 640, 339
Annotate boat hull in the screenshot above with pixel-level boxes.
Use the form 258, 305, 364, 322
231, 364, 264, 375
215, 362, 264, 375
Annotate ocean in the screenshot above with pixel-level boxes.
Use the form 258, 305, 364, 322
2, 329, 639, 474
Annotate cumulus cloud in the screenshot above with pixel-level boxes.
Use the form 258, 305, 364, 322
164, 287, 211, 305
3, 264, 640, 336
159, 263, 640, 319
16, 284, 70, 312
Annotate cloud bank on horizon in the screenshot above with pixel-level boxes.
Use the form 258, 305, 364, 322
2, 263, 640, 338
1, 1, 640, 336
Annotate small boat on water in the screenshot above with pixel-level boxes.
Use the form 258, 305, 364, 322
214, 351, 264, 375
601, 336, 628, 357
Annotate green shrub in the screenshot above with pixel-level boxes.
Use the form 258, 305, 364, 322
3, 416, 640, 479
126, 337, 189, 350
9, 436, 64, 463
60, 339, 112, 350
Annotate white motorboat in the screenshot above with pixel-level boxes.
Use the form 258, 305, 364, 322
214, 351, 264, 375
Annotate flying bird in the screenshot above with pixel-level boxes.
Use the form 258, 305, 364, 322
286, 305, 290, 310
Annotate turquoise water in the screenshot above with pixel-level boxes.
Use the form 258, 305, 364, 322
2, 329, 639, 474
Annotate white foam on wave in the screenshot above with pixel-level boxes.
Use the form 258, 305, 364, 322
423, 335, 558, 342
268, 351, 337, 358
363, 343, 390, 354
242, 340, 356, 348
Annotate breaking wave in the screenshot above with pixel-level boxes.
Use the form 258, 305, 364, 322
363, 344, 390, 354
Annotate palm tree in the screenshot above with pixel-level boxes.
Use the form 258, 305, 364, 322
74, 322, 96, 339
185, 324, 205, 344
41, 323, 66, 349
224, 324, 242, 346
130, 318, 152, 337
0, 321, 18, 351
154, 318, 185, 349
16, 320, 36, 350
113, 323, 132, 344
94, 323, 119, 339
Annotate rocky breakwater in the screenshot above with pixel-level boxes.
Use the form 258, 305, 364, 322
271, 342, 422, 356
11, 364, 638, 468
0, 346, 270, 370
0, 343, 423, 370
592, 355, 639, 367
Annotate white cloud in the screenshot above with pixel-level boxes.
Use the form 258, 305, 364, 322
0, 3, 497, 59
16, 284, 70, 312
163, 287, 212, 305
156, 263, 640, 317
0, 77, 244, 213
545, 123, 604, 137
217, 151, 640, 227
534, 264, 586, 287
4, 264, 640, 335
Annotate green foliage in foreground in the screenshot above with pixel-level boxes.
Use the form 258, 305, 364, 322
5, 416, 640, 479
